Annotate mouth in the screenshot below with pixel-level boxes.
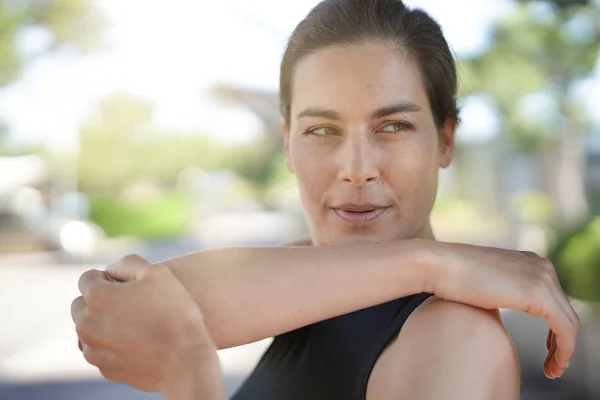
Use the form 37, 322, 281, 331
331, 204, 391, 224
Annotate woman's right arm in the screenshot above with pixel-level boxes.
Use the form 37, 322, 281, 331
161, 240, 428, 348
110, 239, 578, 378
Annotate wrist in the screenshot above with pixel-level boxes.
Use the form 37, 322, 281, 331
161, 347, 225, 400
403, 238, 444, 294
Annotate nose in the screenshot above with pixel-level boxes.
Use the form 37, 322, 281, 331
336, 132, 380, 186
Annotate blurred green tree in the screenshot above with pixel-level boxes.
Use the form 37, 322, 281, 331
0, 121, 7, 152
548, 216, 600, 302
0, 0, 105, 87
78, 94, 228, 195
0, 0, 104, 154
223, 135, 284, 206
78, 94, 234, 238
460, 0, 600, 225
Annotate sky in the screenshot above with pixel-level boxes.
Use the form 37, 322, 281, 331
0, 0, 597, 150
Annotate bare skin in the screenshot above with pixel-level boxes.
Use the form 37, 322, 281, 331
72, 42, 579, 399
71, 261, 226, 400
285, 42, 519, 399
368, 296, 521, 399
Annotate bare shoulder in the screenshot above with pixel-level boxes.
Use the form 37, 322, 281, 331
367, 296, 520, 400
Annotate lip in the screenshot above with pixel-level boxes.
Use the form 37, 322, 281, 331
332, 205, 390, 224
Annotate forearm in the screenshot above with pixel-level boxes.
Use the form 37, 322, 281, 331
162, 239, 438, 349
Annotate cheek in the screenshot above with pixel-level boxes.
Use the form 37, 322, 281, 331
386, 139, 438, 175
383, 139, 439, 197
290, 142, 333, 207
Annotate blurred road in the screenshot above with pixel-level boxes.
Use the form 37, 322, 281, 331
0, 259, 269, 400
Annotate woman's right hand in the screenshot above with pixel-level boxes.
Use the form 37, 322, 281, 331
424, 240, 580, 379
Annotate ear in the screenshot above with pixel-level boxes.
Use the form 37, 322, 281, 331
438, 118, 456, 169
281, 119, 295, 174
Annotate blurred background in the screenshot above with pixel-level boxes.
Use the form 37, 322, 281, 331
0, 0, 598, 399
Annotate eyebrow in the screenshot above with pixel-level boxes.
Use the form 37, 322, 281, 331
371, 102, 422, 119
296, 102, 422, 121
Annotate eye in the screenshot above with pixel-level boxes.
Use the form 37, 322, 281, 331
377, 122, 413, 134
306, 126, 340, 136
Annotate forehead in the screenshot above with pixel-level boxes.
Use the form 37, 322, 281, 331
290, 42, 430, 117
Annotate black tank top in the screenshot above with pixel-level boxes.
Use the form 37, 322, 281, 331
230, 292, 433, 400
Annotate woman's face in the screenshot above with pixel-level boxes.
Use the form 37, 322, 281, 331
282, 42, 456, 246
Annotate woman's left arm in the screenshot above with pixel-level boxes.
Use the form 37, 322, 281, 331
367, 295, 520, 400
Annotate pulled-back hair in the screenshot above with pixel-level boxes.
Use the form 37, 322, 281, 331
280, 0, 459, 129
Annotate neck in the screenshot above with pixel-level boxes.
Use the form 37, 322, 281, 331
413, 220, 436, 241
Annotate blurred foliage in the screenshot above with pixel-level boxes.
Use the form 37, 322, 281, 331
460, 0, 600, 224
0, 0, 104, 152
76, 94, 293, 237
511, 191, 556, 224
78, 94, 225, 194
223, 136, 284, 205
89, 192, 194, 239
0, 0, 105, 87
78, 94, 288, 200
461, 1, 600, 141
548, 216, 600, 302
0, 121, 7, 153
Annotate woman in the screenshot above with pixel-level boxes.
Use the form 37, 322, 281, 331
71, 0, 580, 399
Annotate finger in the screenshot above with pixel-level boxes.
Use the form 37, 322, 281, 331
544, 347, 556, 379
544, 332, 558, 379
78, 269, 112, 300
537, 261, 579, 374
72, 296, 118, 348
545, 298, 578, 375
548, 278, 579, 371
549, 333, 565, 378
72, 296, 88, 353
71, 296, 86, 325
105, 254, 152, 282
546, 329, 552, 351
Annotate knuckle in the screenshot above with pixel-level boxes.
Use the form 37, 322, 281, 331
529, 276, 550, 302
536, 262, 556, 283
78, 269, 95, 290
539, 258, 555, 272
121, 253, 147, 265
121, 254, 142, 264
71, 297, 88, 326
70, 296, 83, 315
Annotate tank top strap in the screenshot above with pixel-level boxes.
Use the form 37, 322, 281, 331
353, 292, 434, 400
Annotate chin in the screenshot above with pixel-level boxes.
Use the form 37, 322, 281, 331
322, 231, 399, 246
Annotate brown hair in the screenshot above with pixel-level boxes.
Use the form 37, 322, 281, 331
279, 0, 460, 129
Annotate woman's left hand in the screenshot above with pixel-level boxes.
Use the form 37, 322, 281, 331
71, 255, 225, 398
